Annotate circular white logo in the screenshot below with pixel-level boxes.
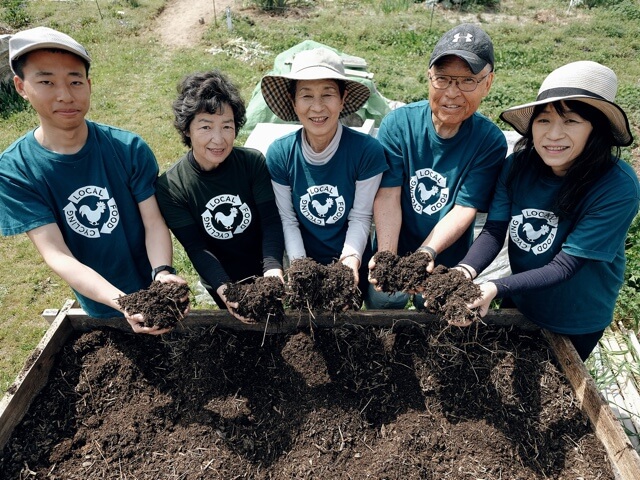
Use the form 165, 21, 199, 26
299, 184, 346, 226
64, 185, 119, 238
510, 209, 558, 255
201, 194, 252, 240
410, 169, 449, 216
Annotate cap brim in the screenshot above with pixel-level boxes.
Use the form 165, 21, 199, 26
500, 95, 633, 147
430, 50, 487, 75
10, 42, 91, 74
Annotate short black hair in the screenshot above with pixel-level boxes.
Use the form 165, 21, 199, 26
172, 70, 246, 148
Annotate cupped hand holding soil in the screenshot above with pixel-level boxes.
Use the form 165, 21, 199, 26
116, 281, 191, 330
224, 276, 286, 323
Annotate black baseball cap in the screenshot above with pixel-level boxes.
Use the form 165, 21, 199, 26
429, 24, 494, 75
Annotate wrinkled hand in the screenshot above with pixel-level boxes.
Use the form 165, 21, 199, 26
341, 255, 360, 286
217, 284, 254, 324
466, 282, 497, 318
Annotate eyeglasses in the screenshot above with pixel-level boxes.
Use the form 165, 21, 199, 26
428, 72, 491, 92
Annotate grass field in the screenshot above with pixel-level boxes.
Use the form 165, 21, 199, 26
0, 0, 639, 396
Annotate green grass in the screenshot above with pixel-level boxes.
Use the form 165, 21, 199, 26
0, 0, 639, 395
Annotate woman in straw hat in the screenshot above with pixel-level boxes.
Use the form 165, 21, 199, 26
261, 48, 388, 298
455, 60, 639, 360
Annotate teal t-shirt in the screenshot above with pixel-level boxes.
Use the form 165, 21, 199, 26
266, 127, 387, 264
488, 154, 640, 334
377, 101, 507, 266
0, 121, 158, 318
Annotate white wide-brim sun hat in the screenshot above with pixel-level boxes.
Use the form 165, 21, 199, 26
260, 48, 371, 122
500, 60, 632, 147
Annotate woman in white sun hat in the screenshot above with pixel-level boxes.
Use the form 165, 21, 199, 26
455, 60, 639, 360
261, 47, 388, 301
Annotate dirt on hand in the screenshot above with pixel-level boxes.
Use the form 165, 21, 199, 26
370, 250, 432, 292
371, 252, 482, 325
224, 276, 286, 323
115, 281, 190, 329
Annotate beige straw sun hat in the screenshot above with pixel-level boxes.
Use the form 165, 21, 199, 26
500, 60, 632, 146
260, 48, 371, 122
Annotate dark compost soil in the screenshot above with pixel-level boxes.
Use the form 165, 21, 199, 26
371, 252, 482, 325
225, 276, 286, 323
0, 322, 614, 479
285, 258, 362, 314
115, 281, 191, 329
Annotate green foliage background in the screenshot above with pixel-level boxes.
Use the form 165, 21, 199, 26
0, 0, 639, 395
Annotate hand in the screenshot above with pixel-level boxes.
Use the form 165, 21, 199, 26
466, 282, 497, 317
264, 268, 285, 283
452, 264, 475, 280
416, 246, 436, 274
341, 255, 360, 286
124, 311, 173, 335
367, 256, 382, 291
217, 284, 254, 324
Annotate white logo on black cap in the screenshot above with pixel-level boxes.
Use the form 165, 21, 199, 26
453, 33, 474, 43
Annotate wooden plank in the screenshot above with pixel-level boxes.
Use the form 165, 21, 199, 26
44, 305, 539, 333
0, 299, 76, 450
544, 329, 640, 480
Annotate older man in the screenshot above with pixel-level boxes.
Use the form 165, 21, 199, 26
367, 23, 507, 309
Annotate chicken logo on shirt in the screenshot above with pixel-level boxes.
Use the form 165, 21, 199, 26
299, 184, 346, 226
202, 194, 252, 240
510, 208, 558, 255
410, 168, 449, 215
64, 186, 119, 238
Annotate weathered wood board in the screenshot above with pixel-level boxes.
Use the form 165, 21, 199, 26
1, 302, 639, 479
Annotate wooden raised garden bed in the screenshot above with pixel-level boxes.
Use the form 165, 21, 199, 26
1, 300, 639, 479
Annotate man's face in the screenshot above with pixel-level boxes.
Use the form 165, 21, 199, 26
428, 56, 493, 137
14, 50, 91, 132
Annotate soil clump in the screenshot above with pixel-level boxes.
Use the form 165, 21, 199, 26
224, 276, 286, 323
115, 281, 190, 329
371, 252, 482, 324
286, 257, 361, 314
0, 323, 614, 479
370, 250, 432, 292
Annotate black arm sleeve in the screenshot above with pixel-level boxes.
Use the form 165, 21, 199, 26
257, 199, 284, 273
493, 251, 586, 298
171, 224, 230, 292
458, 220, 509, 275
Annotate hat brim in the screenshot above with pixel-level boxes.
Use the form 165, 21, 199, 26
10, 42, 91, 74
429, 50, 488, 75
261, 71, 371, 123
500, 95, 633, 147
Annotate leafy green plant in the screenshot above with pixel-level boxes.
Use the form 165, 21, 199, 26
616, 215, 640, 330
0, 0, 30, 28
249, 0, 290, 12
0, 80, 28, 119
